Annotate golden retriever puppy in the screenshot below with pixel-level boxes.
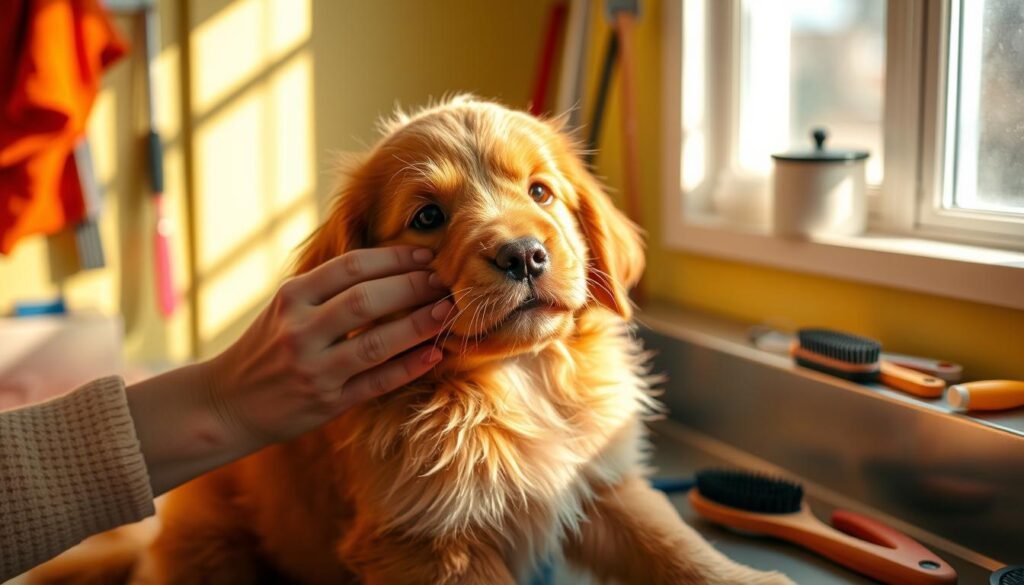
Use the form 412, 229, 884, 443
39, 96, 793, 585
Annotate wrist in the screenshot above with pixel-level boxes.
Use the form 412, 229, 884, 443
126, 361, 263, 495
195, 354, 270, 455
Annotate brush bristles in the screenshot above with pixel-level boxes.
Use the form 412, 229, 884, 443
797, 328, 881, 365
695, 469, 803, 514
996, 567, 1024, 585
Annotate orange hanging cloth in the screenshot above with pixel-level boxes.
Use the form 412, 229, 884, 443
0, 0, 127, 254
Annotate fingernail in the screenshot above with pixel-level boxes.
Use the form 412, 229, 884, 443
422, 348, 443, 364
428, 272, 445, 288
430, 300, 453, 321
412, 248, 434, 264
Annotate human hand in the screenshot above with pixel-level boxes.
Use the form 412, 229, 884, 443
199, 246, 450, 445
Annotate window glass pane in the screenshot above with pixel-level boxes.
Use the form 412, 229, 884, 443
952, 0, 1024, 216
739, 0, 885, 185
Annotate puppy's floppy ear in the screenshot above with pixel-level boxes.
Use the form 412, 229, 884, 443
572, 168, 645, 320
293, 162, 374, 276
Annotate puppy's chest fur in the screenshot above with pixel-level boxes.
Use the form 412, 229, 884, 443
331, 312, 656, 569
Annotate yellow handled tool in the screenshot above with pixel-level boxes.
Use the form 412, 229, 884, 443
945, 380, 1024, 412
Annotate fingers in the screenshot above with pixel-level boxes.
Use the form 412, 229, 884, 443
339, 344, 444, 409
317, 300, 452, 380
298, 246, 435, 305
310, 270, 447, 344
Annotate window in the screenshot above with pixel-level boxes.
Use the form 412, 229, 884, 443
916, 0, 1024, 245
737, 0, 885, 184
664, 0, 1024, 251
948, 0, 1024, 216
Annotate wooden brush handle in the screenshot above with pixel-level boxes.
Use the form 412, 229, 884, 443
827, 510, 957, 584
879, 361, 946, 398
689, 492, 956, 584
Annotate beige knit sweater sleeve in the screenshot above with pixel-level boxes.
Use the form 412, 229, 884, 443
0, 376, 155, 579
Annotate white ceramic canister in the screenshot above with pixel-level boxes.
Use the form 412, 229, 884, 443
771, 129, 870, 238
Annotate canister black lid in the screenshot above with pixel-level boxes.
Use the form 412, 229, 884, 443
771, 128, 870, 162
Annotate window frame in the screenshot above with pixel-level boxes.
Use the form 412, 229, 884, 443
916, 0, 1024, 246
660, 0, 1024, 311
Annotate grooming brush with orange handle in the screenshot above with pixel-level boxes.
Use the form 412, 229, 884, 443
750, 326, 963, 382
690, 470, 957, 585
791, 329, 946, 398
946, 380, 1024, 412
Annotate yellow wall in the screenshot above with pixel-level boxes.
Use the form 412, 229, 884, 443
585, 0, 1024, 381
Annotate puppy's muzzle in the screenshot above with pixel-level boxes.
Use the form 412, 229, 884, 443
492, 237, 549, 281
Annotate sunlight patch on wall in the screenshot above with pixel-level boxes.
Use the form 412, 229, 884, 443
198, 240, 275, 344
195, 198, 314, 356
269, 52, 315, 212
192, 0, 263, 113
190, 0, 315, 352
192, 47, 316, 274
194, 92, 265, 270
272, 201, 318, 270
192, 0, 312, 114
267, 0, 311, 59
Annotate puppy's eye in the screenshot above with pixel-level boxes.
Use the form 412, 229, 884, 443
410, 204, 446, 231
529, 182, 554, 206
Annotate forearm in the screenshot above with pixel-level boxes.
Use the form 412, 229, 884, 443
125, 362, 265, 496
0, 377, 154, 580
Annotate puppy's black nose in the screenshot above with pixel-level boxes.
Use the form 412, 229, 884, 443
494, 237, 548, 280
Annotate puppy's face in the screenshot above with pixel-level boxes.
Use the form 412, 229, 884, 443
298, 98, 644, 363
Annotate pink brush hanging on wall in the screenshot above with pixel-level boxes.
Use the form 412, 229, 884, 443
143, 1, 176, 318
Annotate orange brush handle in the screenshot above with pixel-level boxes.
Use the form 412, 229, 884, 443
689, 492, 956, 585
879, 361, 946, 398
947, 380, 1024, 411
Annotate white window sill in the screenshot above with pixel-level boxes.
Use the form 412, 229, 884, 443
661, 215, 1024, 311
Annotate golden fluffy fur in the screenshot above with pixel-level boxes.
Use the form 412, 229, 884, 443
31, 97, 792, 584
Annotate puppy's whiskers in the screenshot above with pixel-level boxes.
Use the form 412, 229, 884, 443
435, 285, 473, 307
473, 296, 500, 352
587, 265, 619, 284
461, 297, 489, 357
488, 288, 519, 350
431, 287, 475, 354
584, 274, 618, 308
434, 291, 485, 354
